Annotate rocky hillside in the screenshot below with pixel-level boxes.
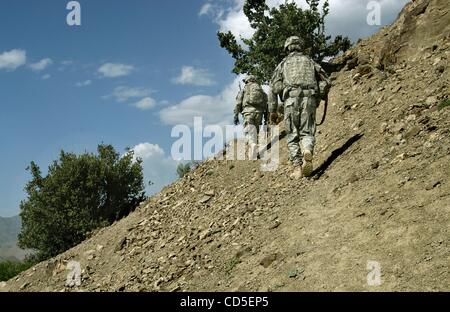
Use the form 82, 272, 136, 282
2, 0, 449, 292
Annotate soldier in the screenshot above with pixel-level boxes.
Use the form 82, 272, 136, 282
234, 75, 268, 160
268, 36, 330, 178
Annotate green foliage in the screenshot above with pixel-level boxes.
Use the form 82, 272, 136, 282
218, 0, 351, 82
18, 144, 146, 261
225, 257, 241, 275
0, 258, 36, 282
177, 161, 201, 178
177, 163, 192, 178
438, 99, 450, 111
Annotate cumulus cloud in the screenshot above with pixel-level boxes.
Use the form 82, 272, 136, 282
132, 143, 178, 195
76, 80, 92, 87
98, 63, 134, 78
205, 0, 409, 43
172, 66, 216, 86
133, 97, 157, 110
29, 58, 53, 72
104, 86, 152, 102
160, 75, 243, 127
0, 49, 27, 71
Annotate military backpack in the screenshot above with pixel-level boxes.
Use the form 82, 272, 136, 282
243, 82, 266, 108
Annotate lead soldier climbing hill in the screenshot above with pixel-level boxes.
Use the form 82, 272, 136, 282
269, 36, 330, 179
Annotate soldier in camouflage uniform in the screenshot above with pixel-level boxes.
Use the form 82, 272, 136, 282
269, 36, 330, 178
234, 75, 268, 160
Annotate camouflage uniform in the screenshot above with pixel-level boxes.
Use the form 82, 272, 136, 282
269, 36, 329, 176
234, 76, 268, 159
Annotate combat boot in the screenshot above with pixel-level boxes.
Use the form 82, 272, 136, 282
302, 150, 313, 177
289, 159, 303, 179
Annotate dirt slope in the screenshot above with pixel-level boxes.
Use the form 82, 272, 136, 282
2, 0, 449, 292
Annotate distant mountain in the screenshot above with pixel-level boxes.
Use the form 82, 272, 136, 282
0, 215, 27, 261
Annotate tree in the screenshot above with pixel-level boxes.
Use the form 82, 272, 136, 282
18, 144, 146, 260
218, 0, 352, 83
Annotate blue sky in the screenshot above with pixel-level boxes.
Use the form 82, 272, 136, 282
0, 0, 408, 217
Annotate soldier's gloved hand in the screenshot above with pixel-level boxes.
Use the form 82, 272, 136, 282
233, 115, 240, 126
269, 112, 279, 125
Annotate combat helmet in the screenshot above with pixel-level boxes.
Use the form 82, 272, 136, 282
245, 75, 258, 83
284, 36, 303, 51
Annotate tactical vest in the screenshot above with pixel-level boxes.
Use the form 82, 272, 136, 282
282, 52, 317, 88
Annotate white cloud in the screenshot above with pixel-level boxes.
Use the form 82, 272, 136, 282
29, 58, 53, 72
132, 143, 178, 196
76, 80, 92, 87
160, 75, 243, 127
41, 74, 51, 80
0, 49, 27, 71
172, 66, 216, 86
104, 86, 152, 102
58, 60, 74, 71
199, 3, 213, 16
206, 0, 409, 43
98, 63, 134, 78
133, 97, 156, 110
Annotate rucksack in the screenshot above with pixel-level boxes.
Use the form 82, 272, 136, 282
243, 82, 266, 108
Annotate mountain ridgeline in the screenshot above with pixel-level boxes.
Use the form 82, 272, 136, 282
0, 216, 26, 262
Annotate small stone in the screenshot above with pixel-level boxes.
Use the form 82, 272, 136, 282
425, 96, 438, 106
85, 250, 96, 259
392, 153, 407, 163
170, 285, 182, 292
371, 161, 380, 170
406, 114, 417, 122
268, 220, 282, 230
260, 254, 278, 268
199, 195, 212, 204
115, 237, 127, 252
204, 190, 215, 197
392, 85, 402, 93
20, 282, 29, 290
425, 180, 441, 191
404, 126, 421, 140
288, 267, 304, 278
199, 229, 212, 240
205, 170, 214, 176
347, 173, 359, 184
393, 122, 406, 134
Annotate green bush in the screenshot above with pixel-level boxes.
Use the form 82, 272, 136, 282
0, 259, 35, 282
18, 144, 146, 261
438, 99, 450, 111
177, 163, 192, 178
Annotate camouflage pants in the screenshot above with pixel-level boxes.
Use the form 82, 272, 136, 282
284, 95, 317, 165
243, 112, 263, 160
